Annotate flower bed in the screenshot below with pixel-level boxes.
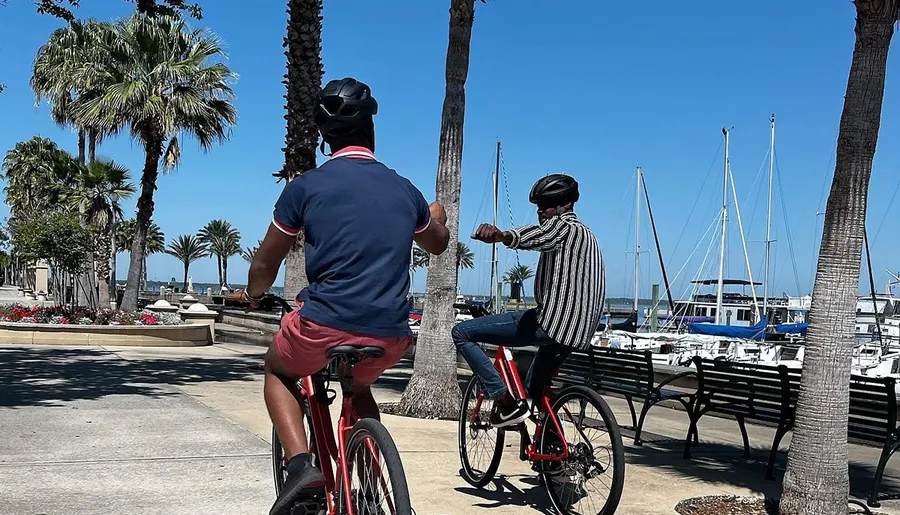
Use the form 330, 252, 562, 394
0, 305, 184, 326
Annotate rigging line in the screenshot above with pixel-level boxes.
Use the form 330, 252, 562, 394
774, 153, 803, 294
873, 173, 900, 241
650, 214, 721, 329
744, 147, 772, 241
470, 153, 497, 236
667, 140, 724, 265
499, 155, 526, 293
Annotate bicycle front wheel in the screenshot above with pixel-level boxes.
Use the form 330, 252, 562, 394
540, 386, 625, 515
337, 418, 412, 515
458, 376, 505, 487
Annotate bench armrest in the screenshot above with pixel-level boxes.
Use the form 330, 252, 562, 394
654, 370, 697, 393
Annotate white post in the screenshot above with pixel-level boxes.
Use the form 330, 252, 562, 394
764, 113, 775, 318
715, 128, 729, 325
633, 167, 642, 313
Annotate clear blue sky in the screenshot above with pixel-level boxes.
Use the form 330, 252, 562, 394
2, 0, 900, 299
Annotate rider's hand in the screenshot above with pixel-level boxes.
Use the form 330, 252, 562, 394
473, 223, 505, 244
429, 202, 447, 227
227, 289, 261, 312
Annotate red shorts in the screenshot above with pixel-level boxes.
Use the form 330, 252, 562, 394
272, 309, 412, 386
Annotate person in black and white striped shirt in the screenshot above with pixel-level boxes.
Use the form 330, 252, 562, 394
454, 174, 605, 428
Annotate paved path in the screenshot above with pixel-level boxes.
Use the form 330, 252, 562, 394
3, 342, 900, 514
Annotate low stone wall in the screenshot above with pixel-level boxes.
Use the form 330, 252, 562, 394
0, 322, 211, 346
221, 310, 282, 334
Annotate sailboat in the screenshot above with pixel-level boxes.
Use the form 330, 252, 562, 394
686, 127, 767, 340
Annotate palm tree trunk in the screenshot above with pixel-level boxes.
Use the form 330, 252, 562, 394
222, 256, 229, 288
88, 128, 97, 164
77, 129, 86, 164
110, 218, 118, 306
779, 5, 893, 515
398, 0, 476, 419
216, 255, 223, 287
121, 135, 163, 311
183, 262, 189, 292
96, 230, 111, 309
281, 0, 324, 298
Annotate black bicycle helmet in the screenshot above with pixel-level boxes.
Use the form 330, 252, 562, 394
529, 174, 579, 206
314, 77, 378, 139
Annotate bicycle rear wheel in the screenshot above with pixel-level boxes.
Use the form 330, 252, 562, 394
272, 398, 317, 496
540, 386, 625, 515
458, 376, 505, 487
336, 418, 412, 515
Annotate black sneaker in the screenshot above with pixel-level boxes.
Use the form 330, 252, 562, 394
490, 399, 530, 428
270, 455, 326, 515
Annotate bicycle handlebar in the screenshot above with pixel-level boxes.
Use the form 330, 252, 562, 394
230, 292, 294, 313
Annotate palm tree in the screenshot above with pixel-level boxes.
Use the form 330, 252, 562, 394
412, 245, 429, 271
456, 242, 475, 272
504, 264, 534, 308
399, 0, 478, 419
72, 14, 237, 311
116, 218, 165, 293
280, 0, 324, 300
1, 137, 80, 218
67, 159, 135, 308
31, 19, 114, 164
198, 220, 241, 287
166, 234, 207, 292
780, 4, 898, 515
241, 240, 262, 263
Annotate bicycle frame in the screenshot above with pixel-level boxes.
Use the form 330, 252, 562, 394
472, 345, 571, 462
297, 364, 394, 515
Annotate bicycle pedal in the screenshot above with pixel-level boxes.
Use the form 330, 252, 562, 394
289, 498, 326, 515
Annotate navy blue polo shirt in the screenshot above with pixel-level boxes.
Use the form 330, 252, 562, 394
272, 146, 430, 337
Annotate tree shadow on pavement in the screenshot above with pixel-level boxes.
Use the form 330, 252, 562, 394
624, 430, 900, 506
454, 473, 553, 514
0, 346, 262, 408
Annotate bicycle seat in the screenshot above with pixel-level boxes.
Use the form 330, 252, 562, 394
326, 345, 385, 360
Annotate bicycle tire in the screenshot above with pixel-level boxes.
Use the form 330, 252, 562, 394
540, 386, 625, 515
272, 398, 317, 496
336, 418, 412, 515
457, 376, 505, 487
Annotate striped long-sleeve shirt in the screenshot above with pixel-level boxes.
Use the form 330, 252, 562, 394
507, 212, 604, 349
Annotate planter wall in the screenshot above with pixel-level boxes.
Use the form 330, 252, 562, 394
0, 322, 211, 346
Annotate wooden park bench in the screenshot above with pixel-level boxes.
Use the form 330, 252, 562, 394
685, 357, 900, 508
556, 347, 695, 445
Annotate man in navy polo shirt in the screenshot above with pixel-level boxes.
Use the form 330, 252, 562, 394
234, 78, 449, 514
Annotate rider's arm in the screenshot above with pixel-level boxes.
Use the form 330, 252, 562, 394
245, 178, 305, 298
412, 185, 449, 255
505, 217, 571, 252
247, 223, 296, 298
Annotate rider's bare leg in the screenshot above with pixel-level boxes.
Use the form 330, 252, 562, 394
264, 345, 309, 459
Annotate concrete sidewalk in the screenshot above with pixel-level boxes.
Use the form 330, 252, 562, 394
3, 342, 900, 515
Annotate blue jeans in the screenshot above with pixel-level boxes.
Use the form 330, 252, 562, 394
452, 309, 570, 400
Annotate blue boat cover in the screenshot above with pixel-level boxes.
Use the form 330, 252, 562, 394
775, 322, 808, 335
688, 317, 768, 340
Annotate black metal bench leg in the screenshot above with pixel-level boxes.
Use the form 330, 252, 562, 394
766, 424, 789, 480
634, 399, 653, 446
625, 395, 638, 430
736, 415, 750, 459
683, 412, 699, 459
868, 436, 900, 508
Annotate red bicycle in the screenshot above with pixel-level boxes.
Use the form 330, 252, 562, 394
266, 296, 412, 515
458, 345, 625, 515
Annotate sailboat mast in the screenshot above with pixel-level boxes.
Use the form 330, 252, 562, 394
491, 141, 501, 311
715, 128, 729, 325
633, 167, 641, 313
764, 114, 775, 317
